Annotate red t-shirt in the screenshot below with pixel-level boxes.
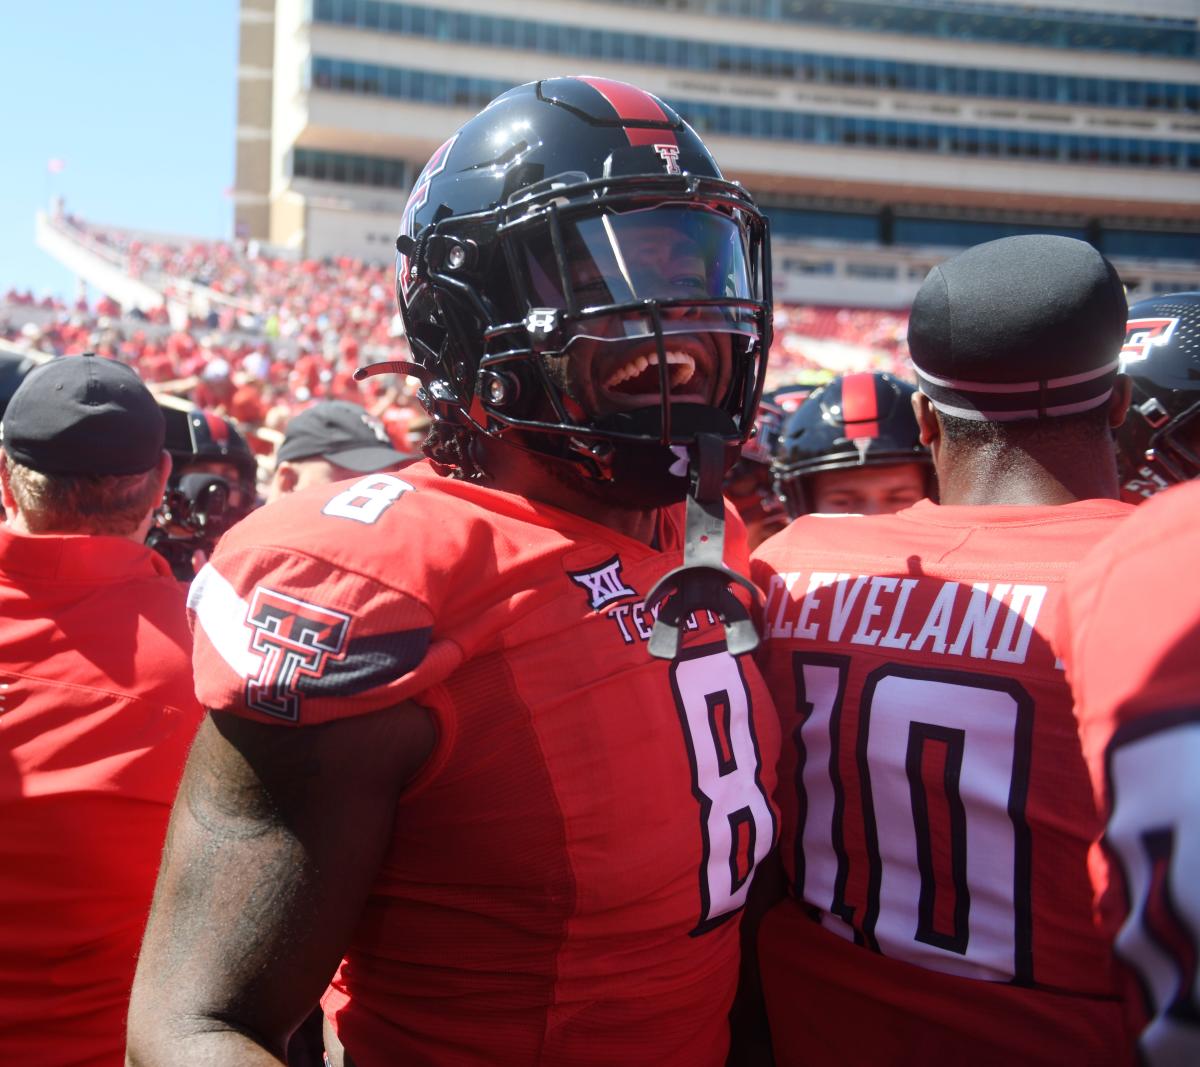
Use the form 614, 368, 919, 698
0, 528, 202, 1066
1059, 481, 1200, 1066
751, 498, 1136, 1066
189, 460, 780, 1067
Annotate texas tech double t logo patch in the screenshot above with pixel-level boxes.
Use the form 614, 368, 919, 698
244, 587, 351, 721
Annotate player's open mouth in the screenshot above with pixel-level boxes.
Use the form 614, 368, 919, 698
599, 343, 714, 408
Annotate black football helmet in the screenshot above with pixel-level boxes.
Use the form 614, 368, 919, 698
148, 406, 260, 580
162, 406, 258, 507
389, 76, 771, 495
772, 371, 932, 519
1116, 292, 1200, 501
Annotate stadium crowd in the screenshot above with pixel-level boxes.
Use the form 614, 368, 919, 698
5, 214, 907, 426
2, 76, 1197, 1067
2, 273, 904, 481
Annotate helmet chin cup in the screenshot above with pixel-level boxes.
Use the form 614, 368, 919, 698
646, 432, 762, 660
590, 402, 739, 446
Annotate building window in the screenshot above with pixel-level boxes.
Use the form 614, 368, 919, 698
291, 148, 409, 189
309, 3, 1197, 113
306, 55, 1200, 173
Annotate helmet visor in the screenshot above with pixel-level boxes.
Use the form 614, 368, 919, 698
520, 203, 759, 345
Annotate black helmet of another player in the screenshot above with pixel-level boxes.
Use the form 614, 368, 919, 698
1115, 292, 1200, 501
393, 77, 772, 500
772, 371, 932, 519
163, 405, 258, 511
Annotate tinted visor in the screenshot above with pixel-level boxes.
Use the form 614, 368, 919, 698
521, 204, 758, 345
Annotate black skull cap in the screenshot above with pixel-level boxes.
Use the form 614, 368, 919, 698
908, 234, 1127, 421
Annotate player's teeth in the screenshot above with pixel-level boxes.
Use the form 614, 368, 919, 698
605, 350, 697, 388
666, 351, 696, 385
606, 353, 650, 388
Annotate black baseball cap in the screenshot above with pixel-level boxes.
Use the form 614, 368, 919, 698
277, 400, 411, 472
1, 354, 165, 475
908, 234, 1127, 422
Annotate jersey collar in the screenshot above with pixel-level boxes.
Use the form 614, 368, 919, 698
0, 524, 171, 582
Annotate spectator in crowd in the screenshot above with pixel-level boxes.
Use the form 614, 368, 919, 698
266, 400, 416, 503
752, 235, 1136, 1065
127, 77, 779, 1067
0, 355, 203, 1064
771, 370, 933, 517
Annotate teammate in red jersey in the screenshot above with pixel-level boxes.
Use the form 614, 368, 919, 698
1059, 480, 1200, 1064
752, 234, 1138, 1065
771, 370, 933, 518
127, 78, 780, 1067
0, 356, 202, 1065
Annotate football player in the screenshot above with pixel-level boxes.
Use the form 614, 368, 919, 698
772, 371, 933, 518
146, 406, 261, 580
1059, 479, 1200, 1066
127, 78, 780, 1067
752, 235, 1138, 1065
1114, 291, 1200, 502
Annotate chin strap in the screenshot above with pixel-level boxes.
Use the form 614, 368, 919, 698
645, 433, 762, 660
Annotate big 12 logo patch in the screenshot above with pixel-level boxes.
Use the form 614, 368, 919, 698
244, 587, 351, 720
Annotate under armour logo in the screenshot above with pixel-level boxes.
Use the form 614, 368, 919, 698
526, 307, 560, 337
569, 555, 638, 612
654, 144, 681, 175
243, 588, 351, 721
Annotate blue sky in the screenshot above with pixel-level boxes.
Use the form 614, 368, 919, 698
0, 1, 237, 300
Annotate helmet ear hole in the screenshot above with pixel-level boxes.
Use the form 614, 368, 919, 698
480, 366, 542, 422
482, 371, 521, 411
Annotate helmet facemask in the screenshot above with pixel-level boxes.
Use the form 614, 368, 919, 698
1119, 389, 1200, 499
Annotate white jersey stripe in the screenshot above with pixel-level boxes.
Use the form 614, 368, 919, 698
188, 562, 263, 681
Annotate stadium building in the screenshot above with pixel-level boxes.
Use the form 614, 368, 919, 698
231, 0, 1200, 307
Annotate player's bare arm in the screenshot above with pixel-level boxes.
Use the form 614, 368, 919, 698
126, 702, 435, 1066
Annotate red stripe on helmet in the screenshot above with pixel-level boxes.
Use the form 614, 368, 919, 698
203, 410, 230, 444
840, 372, 880, 440
578, 77, 678, 148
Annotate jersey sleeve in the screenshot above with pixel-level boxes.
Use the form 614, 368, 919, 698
187, 540, 462, 726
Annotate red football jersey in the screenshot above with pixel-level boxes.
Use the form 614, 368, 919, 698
0, 529, 202, 1067
751, 498, 1136, 1065
1060, 481, 1200, 1066
189, 460, 780, 1067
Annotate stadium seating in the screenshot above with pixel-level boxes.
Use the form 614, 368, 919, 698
5, 215, 915, 459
